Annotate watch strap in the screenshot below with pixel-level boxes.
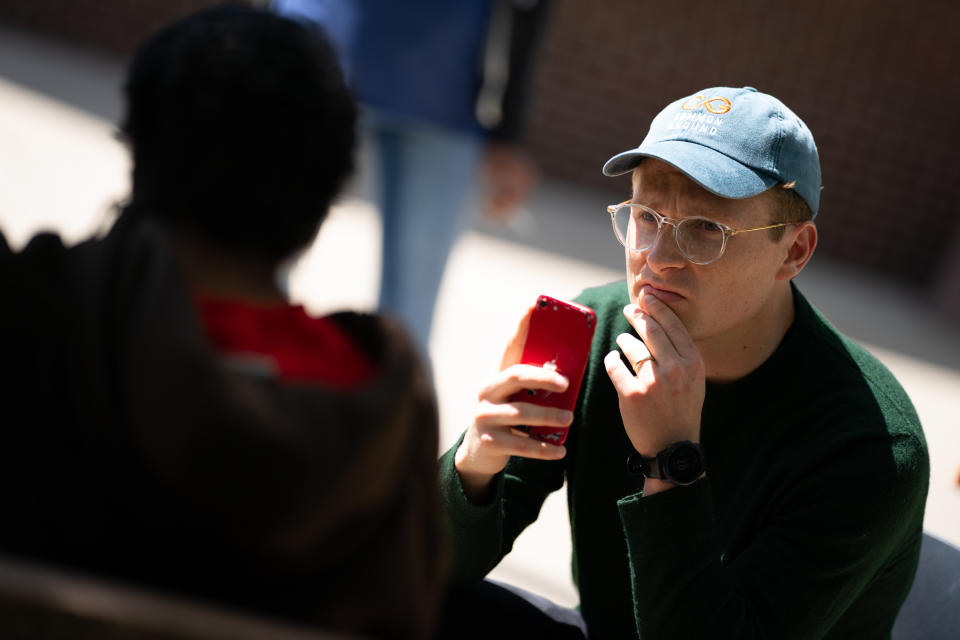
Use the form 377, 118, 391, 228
626, 451, 662, 478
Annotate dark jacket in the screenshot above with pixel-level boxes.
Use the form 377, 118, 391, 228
273, 0, 551, 141
0, 214, 445, 639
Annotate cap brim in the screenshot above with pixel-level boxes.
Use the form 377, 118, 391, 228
602, 141, 778, 200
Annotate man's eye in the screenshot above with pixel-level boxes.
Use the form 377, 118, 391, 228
637, 210, 658, 224
688, 218, 723, 233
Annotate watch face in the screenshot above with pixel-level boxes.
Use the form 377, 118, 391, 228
666, 442, 704, 485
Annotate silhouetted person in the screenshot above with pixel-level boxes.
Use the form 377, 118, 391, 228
0, 5, 444, 638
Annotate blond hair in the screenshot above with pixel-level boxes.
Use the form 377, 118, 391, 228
766, 182, 813, 241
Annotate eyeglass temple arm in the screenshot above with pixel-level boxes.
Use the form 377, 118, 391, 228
725, 221, 798, 237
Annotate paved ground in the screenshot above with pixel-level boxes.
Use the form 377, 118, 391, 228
2, 24, 958, 608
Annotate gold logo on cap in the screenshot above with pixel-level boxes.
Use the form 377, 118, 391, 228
680, 94, 732, 115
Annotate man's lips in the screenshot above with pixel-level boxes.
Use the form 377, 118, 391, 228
640, 283, 686, 303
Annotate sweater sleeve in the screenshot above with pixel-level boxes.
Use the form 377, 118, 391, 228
616, 426, 928, 639
484, 0, 552, 143
438, 434, 506, 584
438, 432, 566, 585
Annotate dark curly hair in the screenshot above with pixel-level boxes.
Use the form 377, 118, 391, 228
121, 3, 357, 263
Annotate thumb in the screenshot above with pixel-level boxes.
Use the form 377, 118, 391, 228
499, 305, 534, 370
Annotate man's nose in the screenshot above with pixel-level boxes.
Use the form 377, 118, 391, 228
644, 223, 686, 269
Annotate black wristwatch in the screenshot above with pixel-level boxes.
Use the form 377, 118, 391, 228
627, 441, 706, 486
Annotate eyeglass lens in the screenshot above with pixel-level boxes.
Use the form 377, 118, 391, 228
614, 205, 725, 264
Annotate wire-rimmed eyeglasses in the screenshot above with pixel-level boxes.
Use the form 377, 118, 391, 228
606, 201, 797, 266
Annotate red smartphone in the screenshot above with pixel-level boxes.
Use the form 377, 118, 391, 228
508, 295, 597, 445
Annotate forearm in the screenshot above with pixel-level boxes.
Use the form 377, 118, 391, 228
618, 481, 750, 638
438, 441, 507, 584
438, 434, 566, 585
615, 473, 917, 640
453, 445, 501, 505
487, 0, 552, 143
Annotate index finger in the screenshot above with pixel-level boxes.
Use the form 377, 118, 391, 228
639, 293, 698, 361
604, 350, 638, 396
480, 363, 570, 404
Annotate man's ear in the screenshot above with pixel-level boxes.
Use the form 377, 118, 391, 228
776, 221, 817, 281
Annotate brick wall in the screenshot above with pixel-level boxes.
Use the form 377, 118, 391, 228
0, 0, 229, 53
1, 0, 957, 294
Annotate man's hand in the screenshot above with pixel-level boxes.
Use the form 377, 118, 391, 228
454, 307, 572, 503
481, 143, 538, 224
604, 292, 706, 494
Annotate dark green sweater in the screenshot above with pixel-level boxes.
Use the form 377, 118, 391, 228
439, 281, 929, 639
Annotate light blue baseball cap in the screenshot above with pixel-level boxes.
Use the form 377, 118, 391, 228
603, 86, 822, 216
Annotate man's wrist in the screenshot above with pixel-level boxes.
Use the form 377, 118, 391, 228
626, 441, 707, 488
457, 469, 498, 505
640, 476, 675, 496
454, 446, 499, 505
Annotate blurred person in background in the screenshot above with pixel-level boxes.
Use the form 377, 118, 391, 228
0, 5, 444, 638
273, 0, 551, 352
440, 87, 929, 638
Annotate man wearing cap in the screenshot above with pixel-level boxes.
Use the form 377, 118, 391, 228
438, 87, 929, 638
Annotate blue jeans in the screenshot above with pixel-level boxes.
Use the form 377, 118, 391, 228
366, 111, 483, 351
